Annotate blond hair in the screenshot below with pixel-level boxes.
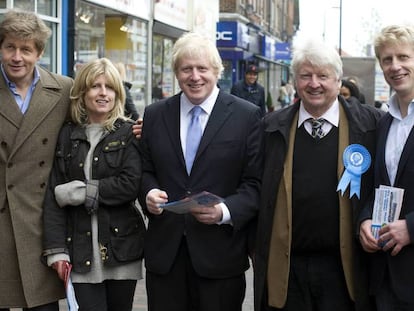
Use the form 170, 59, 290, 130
70, 58, 127, 131
0, 10, 51, 55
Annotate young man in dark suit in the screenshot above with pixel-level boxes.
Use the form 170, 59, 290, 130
138, 32, 263, 311
359, 24, 414, 311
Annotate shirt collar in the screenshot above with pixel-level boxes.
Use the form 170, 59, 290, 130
388, 92, 414, 120
1, 63, 40, 88
298, 98, 340, 128
181, 85, 219, 116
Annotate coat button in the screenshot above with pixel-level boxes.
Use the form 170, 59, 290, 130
66, 237, 72, 242
85, 260, 91, 266
1, 141, 7, 148
42, 138, 48, 144
86, 231, 91, 236
7, 184, 14, 190
39, 160, 45, 167
114, 228, 119, 233
7, 163, 13, 168
94, 156, 98, 162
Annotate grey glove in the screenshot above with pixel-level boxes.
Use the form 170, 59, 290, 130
54, 180, 86, 207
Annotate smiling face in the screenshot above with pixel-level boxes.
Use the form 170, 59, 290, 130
84, 74, 116, 124
245, 71, 258, 85
378, 42, 414, 102
175, 55, 218, 105
0, 35, 41, 86
295, 61, 341, 117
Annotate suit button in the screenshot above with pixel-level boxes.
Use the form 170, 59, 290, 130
7, 163, 13, 168
86, 231, 91, 236
40, 182, 46, 188
85, 260, 91, 266
1, 141, 7, 148
39, 161, 45, 167
7, 184, 14, 190
42, 138, 48, 145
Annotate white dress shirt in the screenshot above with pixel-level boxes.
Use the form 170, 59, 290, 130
297, 99, 340, 136
177, 86, 231, 225
385, 93, 414, 185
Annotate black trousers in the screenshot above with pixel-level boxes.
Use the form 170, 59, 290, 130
0, 301, 59, 311
146, 237, 246, 311
262, 253, 354, 311
73, 279, 137, 311
376, 271, 414, 311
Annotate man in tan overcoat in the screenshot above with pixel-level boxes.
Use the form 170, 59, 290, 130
0, 10, 72, 310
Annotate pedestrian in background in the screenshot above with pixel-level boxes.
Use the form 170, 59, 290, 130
139, 32, 263, 311
254, 35, 383, 311
278, 81, 290, 108
359, 24, 414, 311
231, 64, 266, 116
0, 10, 73, 311
42, 58, 144, 311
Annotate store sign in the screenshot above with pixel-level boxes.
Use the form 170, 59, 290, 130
85, 0, 150, 20
154, 0, 189, 30
216, 21, 249, 49
262, 36, 276, 60
275, 43, 292, 61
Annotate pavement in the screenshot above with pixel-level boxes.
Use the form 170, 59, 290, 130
58, 262, 254, 311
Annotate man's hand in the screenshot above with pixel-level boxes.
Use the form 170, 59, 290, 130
359, 219, 380, 253
52, 260, 70, 281
379, 219, 411, 256
191, 204, 223, 225
146, 189, 168, 215
132, 118, 143, 139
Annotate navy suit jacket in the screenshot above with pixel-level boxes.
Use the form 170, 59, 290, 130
139, 90, 263, 278
363, 113, 414, 302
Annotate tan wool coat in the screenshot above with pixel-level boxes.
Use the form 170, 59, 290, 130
0, 66, 72, 308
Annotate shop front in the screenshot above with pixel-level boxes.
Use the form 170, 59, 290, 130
65, 0, 150, 115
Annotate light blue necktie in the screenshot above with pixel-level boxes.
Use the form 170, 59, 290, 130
185, 106, 203, 174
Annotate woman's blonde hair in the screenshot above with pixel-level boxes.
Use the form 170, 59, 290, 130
70, 58, 127, 131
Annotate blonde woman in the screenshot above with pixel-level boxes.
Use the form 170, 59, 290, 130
42, 58, 144, 311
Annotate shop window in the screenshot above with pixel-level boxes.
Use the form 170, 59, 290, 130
74, 0, 148, 115
152, 34, 174, 103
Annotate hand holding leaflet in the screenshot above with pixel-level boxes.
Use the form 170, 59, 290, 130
371, 185, 404, 239
160, 191, 224, 214
64, 262, 79, 311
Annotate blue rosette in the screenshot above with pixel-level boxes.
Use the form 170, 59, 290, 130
337, 144, 371, 198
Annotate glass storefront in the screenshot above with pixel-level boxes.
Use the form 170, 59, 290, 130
152, 34, 174, 103
74, 0, 148, 115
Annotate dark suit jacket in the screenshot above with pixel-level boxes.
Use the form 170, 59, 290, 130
360, 112, 414, 303
254, 97, 383, 311
139, 90, 263, 278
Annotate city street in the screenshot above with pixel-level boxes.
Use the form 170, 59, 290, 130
58, 263, 254, 311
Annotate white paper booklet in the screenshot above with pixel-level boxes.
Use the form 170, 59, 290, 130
371, 185, 404, 239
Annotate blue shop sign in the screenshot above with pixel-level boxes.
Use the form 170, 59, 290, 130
216, 21, 249, 49
262, 36, 276, 60
276, 43, 292, 61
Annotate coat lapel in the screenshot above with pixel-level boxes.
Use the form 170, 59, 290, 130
195, 91, 232, 160
0, 73, 23, 127
10, 67, 65, 157
162, 94, 185, 166
377, 114, 393, 185
395, 117, 414, 184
